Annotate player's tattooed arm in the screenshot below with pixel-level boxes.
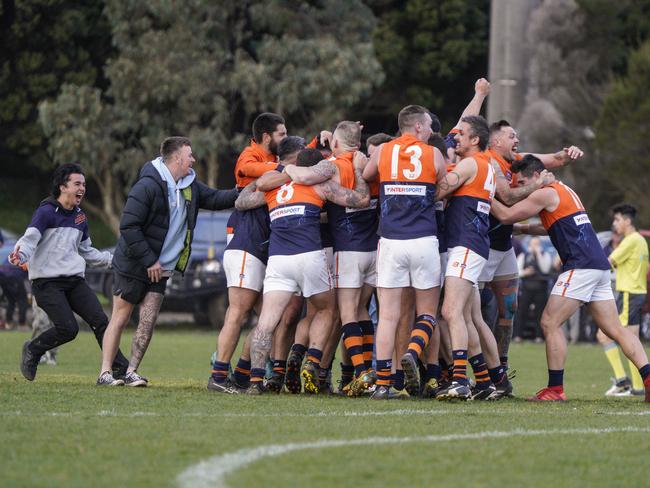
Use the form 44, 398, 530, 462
494, 162, 554, 205
319, 170, 370, 209
434, 170, 463, 200
250, 327, 273, 370
235, 181, 266, 211
435, 156, 477, 200
285, 160, 336, 185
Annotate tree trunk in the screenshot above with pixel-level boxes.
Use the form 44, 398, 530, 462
89, 165, 121, 236
206, 153, 219, 188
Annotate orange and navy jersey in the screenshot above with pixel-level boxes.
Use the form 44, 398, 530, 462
377, 134, 438, 240
226, 141, 279, 261
485, 149, 522, 252
265, 182, 325, 256
234, 140, 279, 189
326, 152, 379, 252
226, 206, 271, 264
539, 182, 609, 272
445, 151, 495, 259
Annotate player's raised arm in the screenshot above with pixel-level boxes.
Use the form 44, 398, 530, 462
450, 78, 490, 130
521, 145, 584, 169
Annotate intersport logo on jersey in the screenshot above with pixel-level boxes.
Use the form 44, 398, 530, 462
270, 205, 305, 221
384, 185, 426, 196
573, 214, 590, 226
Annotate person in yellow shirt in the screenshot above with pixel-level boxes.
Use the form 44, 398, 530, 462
598, 203, 649, 396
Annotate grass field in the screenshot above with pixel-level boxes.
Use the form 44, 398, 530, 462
1, 329, 649, 488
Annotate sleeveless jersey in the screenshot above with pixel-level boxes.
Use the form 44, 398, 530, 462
539, 182, 610, 272
265, 182, 324, 256
485, 149, 521, 252
226, 142, 279, 261
445, 152, 496, 259
377, 134, 438, 240
327, 152, 379, 252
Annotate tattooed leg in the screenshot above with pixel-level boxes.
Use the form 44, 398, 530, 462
251, 328, 273, 371
250, 291, 294, 369
128, 292, 164, 372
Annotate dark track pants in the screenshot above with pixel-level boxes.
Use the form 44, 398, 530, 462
29, 276, 129, 372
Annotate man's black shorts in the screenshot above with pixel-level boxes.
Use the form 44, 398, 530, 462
615, 291, 645, 326
112, 271, 168, 305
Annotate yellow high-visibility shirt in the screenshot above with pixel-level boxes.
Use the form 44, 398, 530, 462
610, 231, 649, 293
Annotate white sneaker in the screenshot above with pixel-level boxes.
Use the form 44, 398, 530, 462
96, 371, 124, 386
605, 377, 631, 396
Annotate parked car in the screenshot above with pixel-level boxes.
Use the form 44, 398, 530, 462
86, 210, 232, 328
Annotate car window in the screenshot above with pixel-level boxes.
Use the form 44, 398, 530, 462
193, 211, 230, 244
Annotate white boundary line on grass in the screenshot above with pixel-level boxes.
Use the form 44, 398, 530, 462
2, 408, 650, 418
0, 408, 464, 418
177, 426, 650, 488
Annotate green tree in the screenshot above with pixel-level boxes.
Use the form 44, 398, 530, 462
39, 0, 383, 235
367, 0, 489, 130
0, 0, 112, 174
596, 41, 650, 229
517, 0, 650, 228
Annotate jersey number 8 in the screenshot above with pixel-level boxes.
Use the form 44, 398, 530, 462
276, 182, 295, 204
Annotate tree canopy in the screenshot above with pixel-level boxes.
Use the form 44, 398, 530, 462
38, 0, 383, 233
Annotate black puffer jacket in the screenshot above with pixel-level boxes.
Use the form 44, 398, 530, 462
112, 162, 238, 282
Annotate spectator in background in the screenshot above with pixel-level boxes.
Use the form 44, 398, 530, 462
0, 263, 29, 329
513, 237, 552, 342
597, 203, 649, 397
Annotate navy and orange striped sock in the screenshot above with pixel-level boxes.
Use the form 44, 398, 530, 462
469, 353, 492, 389
359, 320, 375, 369
272, 359, 286, 377
210, 360, 229, 384
233, 358, 251, 387
488, 365, 507, 385
250, 367, 265, 385
393, 369, 405, 391
405, 315, 436, 362
639, 364, 650, 382
425, 363, 441, 382
340, 363, 354, 387
452, 350, 469, 385
547, 369, 564, 389
375, 359, 392, 387
291, 343, 307, 357
342, 322, 365, 375
306, 348, 322, 366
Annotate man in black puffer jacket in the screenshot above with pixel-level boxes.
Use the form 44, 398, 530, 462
97, 136, 237, 386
